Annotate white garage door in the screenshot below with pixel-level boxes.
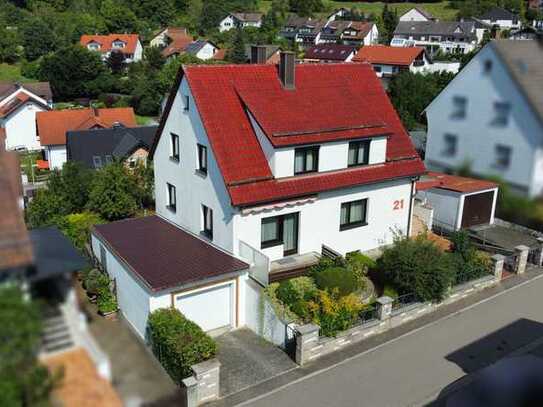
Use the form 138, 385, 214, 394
175, 283, 234, 332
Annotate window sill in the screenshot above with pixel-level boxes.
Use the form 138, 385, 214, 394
200, 230, 213, 241
347, 162, 369, 168
195, 169, 208, 178
261, 240, 283, 249
169, 156, 180, 163
340, 221, 368, 231
294, 169, 318, 176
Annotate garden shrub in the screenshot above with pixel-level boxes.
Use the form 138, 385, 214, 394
313, 266, 360, 297
346, 251, 376, 272
450, 231, 491, 284
262, 283, 299, 322
97, 285, 117, 314
147, 308, 217, 383
84, 269, 106, 296
377, 235, 456, 302
57, 212, 104, 251
276, 277, 317, 322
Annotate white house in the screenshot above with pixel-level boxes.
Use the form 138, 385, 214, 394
424, 40, 543, 198
150, 27, 189, 48
393, 21, 479, 55
184, 40, 219, 60
80, 34, 143, 63
479, 7, 521, 30
399, 7, 435, 22
0, 82, 52, 151
90, 53, 425, 337
415, 172, 498, 231
219, 12, 263, 32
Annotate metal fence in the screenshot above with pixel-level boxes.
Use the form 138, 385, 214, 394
357, 305, 378, 326
392, 293, 419, 311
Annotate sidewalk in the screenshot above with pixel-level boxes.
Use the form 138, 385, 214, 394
211, 266, 543, 407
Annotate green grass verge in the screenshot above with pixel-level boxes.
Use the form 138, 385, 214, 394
0, 63, 36, 82
136, 115, 156, 125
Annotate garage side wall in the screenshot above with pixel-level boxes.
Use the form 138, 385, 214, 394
91, 234, 152, 339
417, 189, 461, 231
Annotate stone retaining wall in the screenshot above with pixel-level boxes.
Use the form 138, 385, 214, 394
182, 359, 220, 406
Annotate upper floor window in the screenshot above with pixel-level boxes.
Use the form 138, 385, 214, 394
340, 199, 368, 231
294, 146, 319, 174
183, 95, 189, 111
373, 65, 382, 73
93, 156, 103, 169
167, 183, 176, 212
170, 133, 180, 161
491, 102, 511, 126
112, 41, 125, 49
197, 144, 207, 174
201, 205, 213, 239
348, 140, 370, 167
451, 96, 467, 119
494, 144, 512, 169
443, 133, 457, 157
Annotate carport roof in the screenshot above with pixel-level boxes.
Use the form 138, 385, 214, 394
92, 216, 249, 292
417, 172, 498, 194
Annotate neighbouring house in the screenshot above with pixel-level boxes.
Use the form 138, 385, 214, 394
424, 40, 543, 198
245, 44, 282, 64
66, 125, 157, 169
279, 17, 327, 48
392, 21, 478, 55
479, 7, 521, 30
150, 27, 190, 48
80, 34, 143, 63
509, 26, 540, 40
90, 53, 425, 337
415, 172, 498, 231
219, 12, 263, 32
399, 7, 436, 22
463, 17, 494, 44
163, 39, 220, 61
0, 82, 52, 151
37, 107, 137, 170
352, 45, 459, 81
303, 44, 358, 63
326, 7, 350, 22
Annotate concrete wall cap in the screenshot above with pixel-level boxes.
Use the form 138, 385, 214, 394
515, 245, 530, 252
182, 376, 198, 387
491, 253, 506, 261
191, 358, 221, 375
376, 296, 394, 305
296, 324, 320, 335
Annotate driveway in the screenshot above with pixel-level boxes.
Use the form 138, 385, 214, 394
216, 328, 297, 397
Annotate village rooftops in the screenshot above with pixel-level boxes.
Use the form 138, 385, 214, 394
230, 12, 263, 22
304, 44, 358, 61
353, 45, 425, 66
152, 62, 425, 207
80, 34, 140, 55
37, 107, 137, 146
92, 216, 248, 292
0, 92, 49, 119
417, 172, 498, 193
480, 6, 519, 22
394, 20, 477, 40
0, 81, 52, 103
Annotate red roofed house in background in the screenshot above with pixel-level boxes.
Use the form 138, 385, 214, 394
89, 52, 426, 340
80, 34, 143, 63
0, 81, 53, 151
37, 107, 137, 170
414, 172, 499, 231
353, 45, 430, 78
303, 44, 358, 63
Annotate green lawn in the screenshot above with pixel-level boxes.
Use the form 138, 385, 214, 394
259, 1, 457, 21
136, 115, 156, 125
0, 63, 35, 82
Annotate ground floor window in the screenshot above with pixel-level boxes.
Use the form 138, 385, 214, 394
340, 199, 368, 230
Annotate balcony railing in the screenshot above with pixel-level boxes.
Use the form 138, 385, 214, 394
239, 240, 270, 286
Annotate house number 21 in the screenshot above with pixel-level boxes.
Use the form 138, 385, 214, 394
393, 199, 404, 210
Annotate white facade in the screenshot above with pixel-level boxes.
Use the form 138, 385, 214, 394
399, 8, 432, 22
193, 42, 218, 61
1, 102, 46, 151
154, 76, 416, 267
44, 145, 67, 170
424, 45, 543, 198
391, 35, 478, 55
219, 14, 262, 32
90, 40, 143, 63
363, 24, 380, 46
480, 18, 520, 30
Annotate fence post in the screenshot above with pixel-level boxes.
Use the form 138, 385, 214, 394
537, 238, 543, 267
376, 296, 393, 321
182, 376, 198, 407
515, 245, 530, 274
295, 324, 320, 367
490, 254, 505, 280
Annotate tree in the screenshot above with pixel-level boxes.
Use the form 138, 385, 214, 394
39, 45, 109, 100
0, 287, 57, 407
0, 27, 21, 63
132, 0, 177, 26
288, 0, 323, 17
21, 17, 57, 60
144, 46, 166, 71
99, 0, 140, 33
228, 28, 247, 64
380, 3, 398, 44
107, 49, 126, 74
378, 235, 456, 302
87, 162, 139, 221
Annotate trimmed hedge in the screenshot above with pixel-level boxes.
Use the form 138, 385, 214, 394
147, 308, 217, 383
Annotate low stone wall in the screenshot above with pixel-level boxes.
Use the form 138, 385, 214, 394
182, 359, 220, 407
295, 272, 501, 366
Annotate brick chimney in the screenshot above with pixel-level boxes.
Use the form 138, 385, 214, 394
250, 45, 267, 64
279, 51, 295, 90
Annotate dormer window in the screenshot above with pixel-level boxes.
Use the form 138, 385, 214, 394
294, 146, 319, 174
88, 42, 100, 50
348, 140, 370, 167
112, 41, 126, 49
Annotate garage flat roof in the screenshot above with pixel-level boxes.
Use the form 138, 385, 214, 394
92, 216, 248, 292
417, 172, 498, 194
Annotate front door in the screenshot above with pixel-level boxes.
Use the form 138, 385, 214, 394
283, 213, 299, 256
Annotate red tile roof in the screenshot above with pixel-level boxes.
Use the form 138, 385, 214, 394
161, 33, 195, 58
153, 63, 424, 207
417, 172, 498, 193
37, 108, 137, 146
353, 45, 425, 66
93, 216, 248, 291
80, 34, 139, 55
0, 92, 49, 118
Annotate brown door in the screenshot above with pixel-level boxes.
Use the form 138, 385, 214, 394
461, 191, 494, 228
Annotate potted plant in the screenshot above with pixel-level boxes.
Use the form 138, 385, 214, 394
97, 285, 118, 319
84, 269, 103, 303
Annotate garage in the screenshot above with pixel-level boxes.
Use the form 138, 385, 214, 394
90, 216, 248, 338
174, 282, 235, 332
415, 172, 499, 231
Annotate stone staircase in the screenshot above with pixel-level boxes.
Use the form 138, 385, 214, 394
41, 306, 75, 355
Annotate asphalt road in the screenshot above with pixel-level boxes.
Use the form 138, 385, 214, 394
241, 273, 543, 407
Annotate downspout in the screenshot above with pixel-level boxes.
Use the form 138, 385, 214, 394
406, 176, 419, 237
